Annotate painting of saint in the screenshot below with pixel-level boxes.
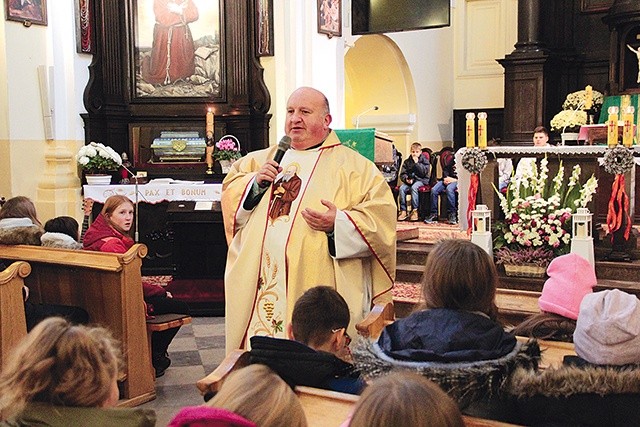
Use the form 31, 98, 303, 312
135, 0, 222, 98
6, 0, 47, 26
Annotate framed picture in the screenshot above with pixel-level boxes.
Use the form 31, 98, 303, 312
317, 0, 341, 38
133, 0, 224, 99
75, 0, 92, 54
256, 0, 273, 57
5, 0, 47, 26
580, 0, 613, 13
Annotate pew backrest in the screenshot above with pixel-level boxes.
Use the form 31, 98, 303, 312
0, 261, 30, 368
0, 244, 156, 406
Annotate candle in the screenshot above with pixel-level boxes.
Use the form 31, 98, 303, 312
584, 85, 593, 110
623, 106, 635, 148
607, 106, 619, 148
465, 112, 476, 148
206, 108, 214, 136
576, 223, 587, 239
477, 112, 487, 149
476, 216, 485, 233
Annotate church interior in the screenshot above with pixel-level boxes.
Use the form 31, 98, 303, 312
2, 0, 640, 425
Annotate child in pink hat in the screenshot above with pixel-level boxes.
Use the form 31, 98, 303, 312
512, 253, 596, 341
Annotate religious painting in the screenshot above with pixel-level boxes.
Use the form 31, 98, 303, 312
623, 28, 640, 91
5, 0, 47, 26
580, 0, 613, 14
317, 0, 341, 38
74, 0, 92, 54
133, 0, 223, 98
256, 0, 273, 57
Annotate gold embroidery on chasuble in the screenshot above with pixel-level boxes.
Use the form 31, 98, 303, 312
247, 153, 318, 339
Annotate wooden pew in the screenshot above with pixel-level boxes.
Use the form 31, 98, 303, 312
0, 244, 155, 407
197, 349, 519, 427
0, 261, 30, 368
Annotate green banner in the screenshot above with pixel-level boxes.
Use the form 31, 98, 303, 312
334, 128, 376, 162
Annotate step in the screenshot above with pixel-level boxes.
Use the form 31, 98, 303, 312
395, 263, 424, 283
397, 227, 420, 242
396, 241, 432, 266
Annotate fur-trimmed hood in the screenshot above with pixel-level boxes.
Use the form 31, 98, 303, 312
0, 218, 42, 246
40, 232, 82, 249
353, 338, 540, 407
508, 363, 640, 398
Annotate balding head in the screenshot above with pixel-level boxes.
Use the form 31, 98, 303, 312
285, 87, 332, 150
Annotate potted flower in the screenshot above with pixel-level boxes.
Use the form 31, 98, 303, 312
213, 135, 241, 173
493, 157, 598, 276
550, 109, 588, 134
562, 89, 604, 111
76, 141, 122, 185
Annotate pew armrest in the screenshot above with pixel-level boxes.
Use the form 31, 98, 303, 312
196, 349, 251, 395
356, 302, 394, 339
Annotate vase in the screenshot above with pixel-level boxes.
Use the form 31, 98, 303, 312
219, 160, 233, 174
86, 174, 112, 185
560, 132, 580, 146
503, 263, 547, 278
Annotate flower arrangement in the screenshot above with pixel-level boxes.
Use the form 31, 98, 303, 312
76, 142, 122, 174
213, 136, 241, 162
562, 89, 604, 111
550, 109, 588, 133
493, 157, 598, 267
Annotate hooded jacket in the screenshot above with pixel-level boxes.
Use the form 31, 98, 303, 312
0, 403, 156, 427
0, 218, 43, 246
508, 357, 640, 426
354, 308, 540, 410
83, 214, 166, 298
249, 335, 365, 394
40, 232, 83, 249
399, 153, 430, 186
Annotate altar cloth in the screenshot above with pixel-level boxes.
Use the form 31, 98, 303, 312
84, 183, 223, 204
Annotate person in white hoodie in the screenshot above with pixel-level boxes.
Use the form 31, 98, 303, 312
41, 216, 83, 249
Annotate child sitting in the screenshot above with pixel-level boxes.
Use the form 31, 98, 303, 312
509, 289, 640, 425
41, 216, 83, 249
354, 239, 538, 419
169, 364, 307, 427
347, 371, 464, 427
512, 253, 595, 342
248, 285, 365, 394
0, 317, 155, 426
397, 142, 430, 222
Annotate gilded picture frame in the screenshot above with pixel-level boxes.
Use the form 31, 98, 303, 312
133, 0, 224, 99
317, 0, 341, 38
5, 0, 47, 26
256, 0, 274, 57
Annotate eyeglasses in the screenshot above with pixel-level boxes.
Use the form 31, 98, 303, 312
331, 327, 352, 346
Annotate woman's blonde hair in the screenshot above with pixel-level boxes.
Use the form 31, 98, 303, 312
0, 196, 41, 226
101, 195, 134, 235
421, 239, 499, 321
349, 372, 464, 427
0, 317, 123, 419
207, 364, 307, 427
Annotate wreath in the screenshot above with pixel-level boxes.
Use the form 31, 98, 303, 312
461, 148, 488, 174
603, 146, 634, 175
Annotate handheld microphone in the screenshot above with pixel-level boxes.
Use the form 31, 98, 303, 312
355, 106, 379, 129
259, 135, 292, 188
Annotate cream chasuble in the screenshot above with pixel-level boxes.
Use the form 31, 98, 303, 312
221, 131, 397, 353
246, 150, 317, 339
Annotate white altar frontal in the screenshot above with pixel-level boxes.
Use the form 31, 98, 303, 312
83, 181, 223, 204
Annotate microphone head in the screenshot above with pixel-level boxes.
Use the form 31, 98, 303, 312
373, 106, 379, 110
278, 135, 292, 151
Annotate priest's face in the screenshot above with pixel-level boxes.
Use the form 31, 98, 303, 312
285, 87, 332, 150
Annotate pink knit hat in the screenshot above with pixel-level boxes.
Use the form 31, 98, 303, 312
168, 406, 257, 427
538, 253, 596, 320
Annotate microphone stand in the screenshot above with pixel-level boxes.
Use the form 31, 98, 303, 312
121, 164, 144, 242
355, 106, 379, 129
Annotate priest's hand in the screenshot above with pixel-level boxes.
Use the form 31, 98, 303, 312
301, 199, 337, 233
256, 160, 282, 188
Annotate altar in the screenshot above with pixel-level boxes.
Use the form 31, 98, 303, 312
83, 181, 227, 315
456, 145, 640, 230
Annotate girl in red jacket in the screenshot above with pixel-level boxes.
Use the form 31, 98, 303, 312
83, 195, 190, 377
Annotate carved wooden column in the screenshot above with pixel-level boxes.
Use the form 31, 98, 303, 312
498, 0, 577, 145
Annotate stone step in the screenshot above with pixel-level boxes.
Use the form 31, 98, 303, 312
395, 263, 424, 283
396, 241, 432, 266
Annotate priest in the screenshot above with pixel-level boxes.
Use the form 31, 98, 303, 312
221, 87, 396, 352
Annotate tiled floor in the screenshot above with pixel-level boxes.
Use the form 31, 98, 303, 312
138, 316, 226, 427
